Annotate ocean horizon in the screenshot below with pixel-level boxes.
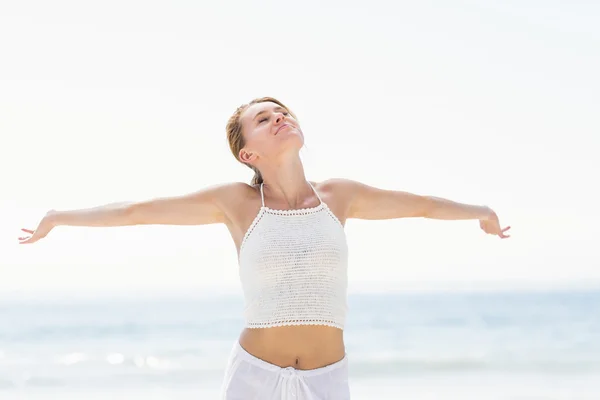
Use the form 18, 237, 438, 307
1, 287, 599, 399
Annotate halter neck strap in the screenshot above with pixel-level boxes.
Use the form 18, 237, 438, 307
307, 181, 322, 206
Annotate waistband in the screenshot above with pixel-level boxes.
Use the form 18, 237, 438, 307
232, 341, 348, 378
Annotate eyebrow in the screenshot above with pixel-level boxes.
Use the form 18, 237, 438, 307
253, 106, 286, 121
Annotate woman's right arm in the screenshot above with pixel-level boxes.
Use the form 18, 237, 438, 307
18, 182, 243, 244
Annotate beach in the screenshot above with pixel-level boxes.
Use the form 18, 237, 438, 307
2, 289, 599, 399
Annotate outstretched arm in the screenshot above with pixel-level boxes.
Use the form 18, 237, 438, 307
333, 179, 510, 238
18, 182, 242, 244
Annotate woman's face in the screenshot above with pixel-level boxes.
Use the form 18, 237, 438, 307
239, 101, 304, 164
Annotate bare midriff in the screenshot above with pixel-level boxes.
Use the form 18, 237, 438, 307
238, 325, 345, 370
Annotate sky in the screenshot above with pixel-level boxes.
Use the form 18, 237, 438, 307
1, 0, 599, 298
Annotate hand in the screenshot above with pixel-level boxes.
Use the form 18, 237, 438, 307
18, 210, 58, 244
479, 208, 511, 239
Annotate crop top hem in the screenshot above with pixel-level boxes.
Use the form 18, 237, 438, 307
245, 319, 345, 329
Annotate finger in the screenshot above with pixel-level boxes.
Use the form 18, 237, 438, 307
502, 226, 511, 232
20, 235, 38, 244
21, 228, 34, 234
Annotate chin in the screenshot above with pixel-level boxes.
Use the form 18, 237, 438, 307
278, 134, 304, 154
289, 133, 304, 149
280, 128, 303, 142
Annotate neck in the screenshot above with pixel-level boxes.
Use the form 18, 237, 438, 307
258, 155, 313, 209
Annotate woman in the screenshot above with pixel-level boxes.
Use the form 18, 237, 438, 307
18, 96, 510, 399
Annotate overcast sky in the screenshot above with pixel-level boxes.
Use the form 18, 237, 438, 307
1, 1, 598, 298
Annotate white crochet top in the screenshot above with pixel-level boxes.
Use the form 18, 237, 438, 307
238, 181, 348, 329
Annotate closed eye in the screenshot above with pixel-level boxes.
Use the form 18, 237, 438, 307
257, 111, 289, 125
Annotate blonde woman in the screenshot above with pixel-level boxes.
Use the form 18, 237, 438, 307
19, 97, 510, 399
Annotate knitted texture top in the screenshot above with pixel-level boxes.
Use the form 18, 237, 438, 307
238, 181, 349, 329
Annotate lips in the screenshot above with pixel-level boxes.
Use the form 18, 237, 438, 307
275, 124, 290, 135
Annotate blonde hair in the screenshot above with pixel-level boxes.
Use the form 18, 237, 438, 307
226, 97, 297, 185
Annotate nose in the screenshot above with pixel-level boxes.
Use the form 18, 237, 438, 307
274, 112, 286, 124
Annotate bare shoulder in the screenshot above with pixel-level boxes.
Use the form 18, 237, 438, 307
178, 181, 251, 206
310, 178, 362, 224
174, 180, 257, 220
211, 181, 255, 198
199, 181, 261, 228
311, 178, 361, 199
210, 181, 257, 208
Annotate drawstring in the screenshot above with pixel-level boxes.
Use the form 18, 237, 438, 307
280, 366, 306, 399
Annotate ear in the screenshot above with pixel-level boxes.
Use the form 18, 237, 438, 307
239, 149, 255, 164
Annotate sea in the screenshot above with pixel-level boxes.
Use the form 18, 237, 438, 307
1, 289, 599, 399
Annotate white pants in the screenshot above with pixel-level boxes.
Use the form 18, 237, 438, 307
220, 341, 351, 399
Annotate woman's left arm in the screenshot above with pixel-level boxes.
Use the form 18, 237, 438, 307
331, 179, 511, 239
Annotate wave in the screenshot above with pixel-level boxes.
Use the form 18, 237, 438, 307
350, 356, 600, 376
2, 352, 599, 385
